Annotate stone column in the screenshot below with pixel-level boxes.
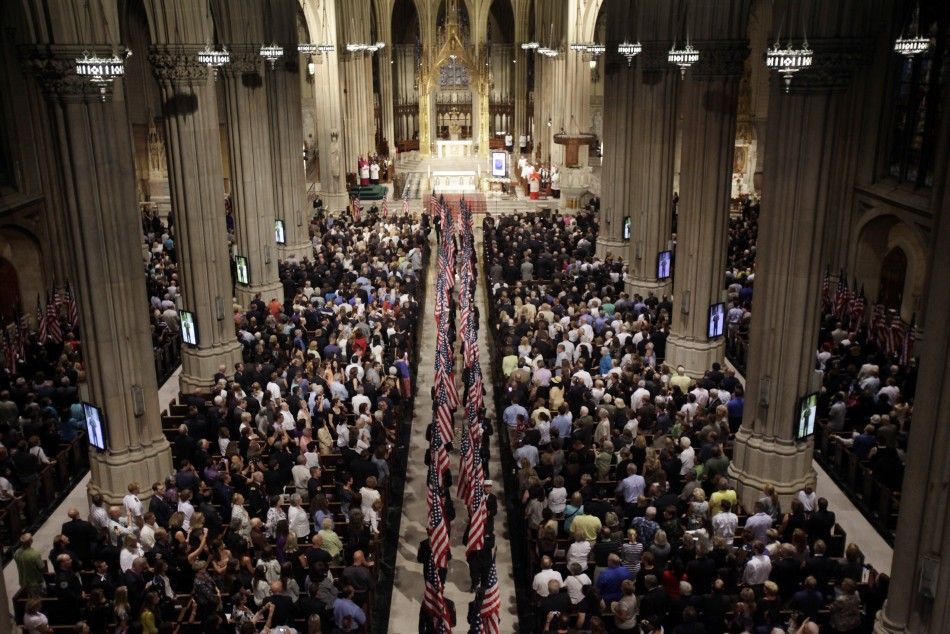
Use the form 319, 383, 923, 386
624, 47, 678, 297
666, 15, 749, 376
148, 46, 243, 392
219, 49, 283, 306
513, 45, 528, 154
266, 0, 312, 261
378, 45, 396, 156
338, 0, 376, 169
27, 46, 172, 502
596, 0, 636, 258
729, 3, 872, 508
301, 0, 348, 211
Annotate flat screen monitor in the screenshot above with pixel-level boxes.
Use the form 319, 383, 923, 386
235, 255, 250, 286
707, 302, 725, 339
491, 151, 507, 177
657, 250, 672, 280
274, 219, 286, 245
795, 392, 818, 441
178, 309, 198, 346
82, 402, 107, 451
623, 216, 631, 241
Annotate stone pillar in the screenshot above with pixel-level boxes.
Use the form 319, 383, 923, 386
219, 49, 283, 307
301, 0, 348, 212
666, 16, 749, 376
729, 2, 872, 508
513, 45, 528, 154
338, 0, 376, 169
624, 42, 678, 297
596, 0, 636, 258
148, 45, 244, 393
378, 45, 396, 157
266, 0, 312, 261
27, 45, 172, 502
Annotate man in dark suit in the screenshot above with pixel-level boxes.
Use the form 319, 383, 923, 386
123, 556, 148, 616
806, 497, 836, 546
61, 507, 99, 563
148, 482, 173, 526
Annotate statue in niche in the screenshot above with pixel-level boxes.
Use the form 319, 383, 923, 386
146, 117, 167, 179
330, 134, 341, 180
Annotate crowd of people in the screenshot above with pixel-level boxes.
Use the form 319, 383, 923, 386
142, 208, 184, 383
723, 198, 758, 371
484, 209, 889, 634
13, 208, 430, 633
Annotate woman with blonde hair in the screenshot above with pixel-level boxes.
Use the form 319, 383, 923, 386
620, 528, 643, 577
113, 585, 131, 633
687, 488, 709, 530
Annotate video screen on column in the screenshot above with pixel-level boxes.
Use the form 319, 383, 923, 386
178, 309, 198, 346
275, 219, 286, 245
491, 151, 507, 177
707, 302, 725, 339
795, 392, 818, 441
235, 255, 250, 286
623, 216, 632, 241
657, 250, 672, 280
82, 402, 107, 451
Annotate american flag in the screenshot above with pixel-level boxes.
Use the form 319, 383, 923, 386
833, 275, 850, 321
402, 188, 411, 216
53, 285, 62, 308
849, 290, 865, 333
1, 329, 15, 373
886, 318, 905, 357
427, 427, 451, 569
479, 558, 501, 634
35, 296, 46, 342
351, 196, 362, 222
422, 549, 452, 633
869, 304, 887, 346
46, 292, 62, 344
900, 317, 918, 365
821, 269, 832, 310
381, 197, 389, 217
65, 282, 80, 332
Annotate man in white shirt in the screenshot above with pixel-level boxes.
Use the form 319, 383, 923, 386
710, 500, 739, 545
744, 501, 774, 543
742, 542, 772, 586
566, 533, 592, 571
292, 456, 311, 498
123, 482, 144, 529
564, 562, 591, 605
287, 494, 311, 539
532, 556, 564, 597
679, 437, 696, 476
631, 381, 651, 411
139, 512, 157, 550
796, 486, 818, 513
351, 387, 371, 415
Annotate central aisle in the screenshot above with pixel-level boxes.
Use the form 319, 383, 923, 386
388, 223, 517, 631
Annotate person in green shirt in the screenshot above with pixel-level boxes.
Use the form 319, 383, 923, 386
14, 533, 46, 594
704, 446, 731, 484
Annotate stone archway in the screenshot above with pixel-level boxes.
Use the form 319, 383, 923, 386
853, 210, 928, 321
0, 226, 44, 326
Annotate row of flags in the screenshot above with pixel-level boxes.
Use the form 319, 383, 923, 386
423, 197, 499, 633
1, 282, 80, 372
821, 270, 917, 364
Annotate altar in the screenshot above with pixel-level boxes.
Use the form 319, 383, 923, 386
435, 139, 474, 158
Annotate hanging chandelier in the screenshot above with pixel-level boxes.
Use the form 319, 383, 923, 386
75, 50, 128, 100
260, 43, 284, 67
766, 40, 813, 92
197, 45, 230, 79
587, 43, 605, 57
894, 5, 930, 57
668, 43, 699, 77
298, 43, 318, 55
617, 41, 642, 66
520, 41, 539, 51
569, 43, 588, 53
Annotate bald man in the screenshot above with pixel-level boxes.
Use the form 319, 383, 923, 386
61, 506, 98, 562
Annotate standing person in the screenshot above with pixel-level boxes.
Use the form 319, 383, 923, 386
15, 533, 46, 596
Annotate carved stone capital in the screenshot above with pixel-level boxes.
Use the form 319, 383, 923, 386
24, 45, 121, 103
219, 45, 264, 77
149, 45, 212, 84
786, 37, 874, 93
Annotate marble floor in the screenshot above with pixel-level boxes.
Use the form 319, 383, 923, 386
387, 227, 519, 632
